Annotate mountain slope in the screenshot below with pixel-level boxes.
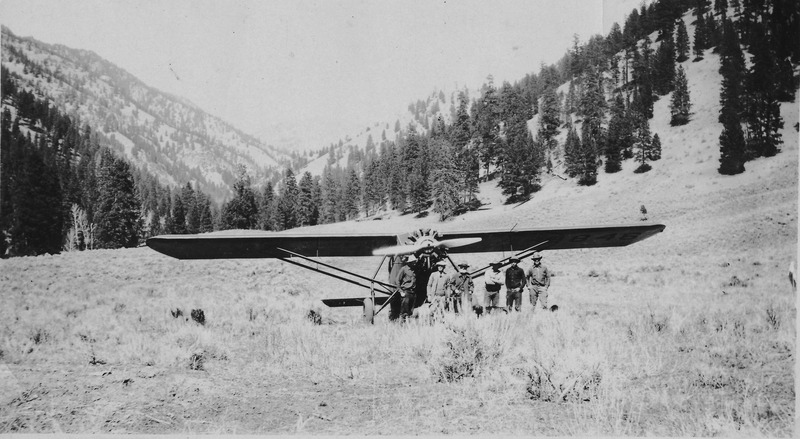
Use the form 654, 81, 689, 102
1, 26, 291, 203
282, 10, 798, 266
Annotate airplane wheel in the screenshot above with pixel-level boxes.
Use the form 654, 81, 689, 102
363, 298, 375, 324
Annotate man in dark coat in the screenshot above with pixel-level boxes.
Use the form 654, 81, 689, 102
397, 254, 418, 321
505, 257, 526, 312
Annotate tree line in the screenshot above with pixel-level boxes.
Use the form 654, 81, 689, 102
2, 0, 796, 256
1, 65, 220, 255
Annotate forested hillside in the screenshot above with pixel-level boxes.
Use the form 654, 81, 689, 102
0, 26, 291, 203
1, 0, 797, 257
270, 0, 797, 228
0, 73, 218, 255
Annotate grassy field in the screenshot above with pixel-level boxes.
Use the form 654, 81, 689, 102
0, 227, 794, 435
1, 153, 796, 435
1, 92, 797, 436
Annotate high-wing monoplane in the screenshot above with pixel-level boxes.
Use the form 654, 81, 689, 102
147, 223, 664, 322
147, 224, 665, 323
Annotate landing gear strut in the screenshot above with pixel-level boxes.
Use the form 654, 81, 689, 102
362, 298, 375, 324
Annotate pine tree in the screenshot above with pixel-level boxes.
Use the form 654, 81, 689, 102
578, 122, 598, 185
714, 0, 729, 17
94, 149, 140, 248
670, 65, 692, 126
769, 0, 799, 102
473, 77, 501, 176
563, 123, 582, 178
320, 166, 340, 223
632, 115, 653, 173
386, 142, 406, 212
706, 16, 722, 51
653, 29, 676, 95
632, 40, 655, 119
182, 182, 199, 234
4, 130, 64, 255
537, 86, 561, 157
404, 127, 430, 213
695, 0, 710, 17
274, 168, 299, 230
604, 94, 629, 173
171, 194, 187, 233
450, 91, 472, 148
498, 83, 542, 201
429, 139, 462, 220
310, 176, 322, 223
718, 19, 746, 123
744, 23, 784, 158
718, 111, 746, 175
362, 159, 382, 216
297, 171, 318, 226
258, 182, 275, 230
221, 165, 258, 230
693, 14, 707, 60
607, 22, 624, 59
579, 67, 606, 173
197, 193, 214, 233
676, 19, 690, 62
649, 133, 662, 161
342, 168, 361, 220
623, 8, 642, 48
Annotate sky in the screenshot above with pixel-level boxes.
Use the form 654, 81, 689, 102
1, 0, 645, 151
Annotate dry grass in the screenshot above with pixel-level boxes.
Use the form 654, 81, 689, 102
1, 89, 796, 434
0, 239, 794, 435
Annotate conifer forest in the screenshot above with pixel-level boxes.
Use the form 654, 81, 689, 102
1, 0, 797, 257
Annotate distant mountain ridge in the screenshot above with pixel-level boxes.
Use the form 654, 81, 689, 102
1, 25, 292, 203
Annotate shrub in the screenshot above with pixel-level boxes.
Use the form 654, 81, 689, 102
430, 322, 503, 383
633, 163, 652, 173
189, 350, 205, 370
190, 309, 205, 325
518, 353, 603, 403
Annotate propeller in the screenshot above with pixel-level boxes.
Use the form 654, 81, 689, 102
372, 237, 481, 256
438, 237, 482, 249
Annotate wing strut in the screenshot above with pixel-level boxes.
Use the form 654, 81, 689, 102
277, 247, 397, 293
468, 240, 550, 278
373, 289, 400, 317
278, 257, 392, 294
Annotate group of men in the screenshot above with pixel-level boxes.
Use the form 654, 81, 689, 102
396, 251, 552, 321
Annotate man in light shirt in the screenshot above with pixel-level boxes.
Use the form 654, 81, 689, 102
427, 261, 449, 321
526, 252, 551, 311
483, 261, 504, 314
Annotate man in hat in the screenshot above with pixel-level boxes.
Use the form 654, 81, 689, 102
483, 261, 504, 314
427, 260, 449, 321
447, 262, 474, 314
397, 254, 418, 321
505, 257, 526, 312
526, 251, 551, 311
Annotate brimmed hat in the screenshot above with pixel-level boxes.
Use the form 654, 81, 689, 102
509, 257, 520, 263
435, 261, 447, 267
406, 255, 418, 263
490, 261, 502, 268
531, 252, 542, 260
458, 262, 470, 268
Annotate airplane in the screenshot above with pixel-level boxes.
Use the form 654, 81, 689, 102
146, 223, 665, 323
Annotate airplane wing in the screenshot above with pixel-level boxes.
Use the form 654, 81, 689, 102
440, 223, 666, 253
146, 232, 400, 259
146, 223, 664, 259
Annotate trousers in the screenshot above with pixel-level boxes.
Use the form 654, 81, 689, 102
506, 287, 523, 312
529, 286, 548, 310
401, 292, 416, 319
